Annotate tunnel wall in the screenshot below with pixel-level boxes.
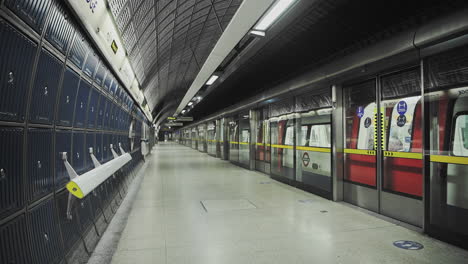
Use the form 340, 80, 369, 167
0, 0, 153, 263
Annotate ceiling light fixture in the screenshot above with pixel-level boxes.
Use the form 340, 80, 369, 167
188, 102, 193, 106
249, 30, 266, 37
254, 0, 297, 31
206, 74, 219, 85
181, 110, 186, 114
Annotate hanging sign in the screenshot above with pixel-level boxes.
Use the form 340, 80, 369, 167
357, 106, 364, 118
397, 101, 408, 115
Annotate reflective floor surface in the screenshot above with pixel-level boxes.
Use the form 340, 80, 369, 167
109, 142, 468, 264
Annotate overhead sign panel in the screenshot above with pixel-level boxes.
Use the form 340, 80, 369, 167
165, 122, 183, 126
177, 117, 193, 122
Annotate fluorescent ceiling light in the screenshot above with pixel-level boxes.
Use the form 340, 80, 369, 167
188, 102, 193, 106
206, 75, 219, 85
254, 0, 297, 31
249, 30, 266, 37
181, 110, 186, 114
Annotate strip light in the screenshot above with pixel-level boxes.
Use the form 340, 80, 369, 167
206, 75, 219, 85
254, 0, 297, 31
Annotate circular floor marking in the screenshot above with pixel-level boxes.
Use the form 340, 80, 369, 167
393, 240, 424, 250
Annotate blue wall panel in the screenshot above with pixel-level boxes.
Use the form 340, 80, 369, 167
27, 128, 53, 202
44, 0, 74, 54
27, 198, 63, 264
87, 87, 100, 129
69, 31, 88, 70
55, 130, 72, 189
74, 80, 91, 128
85, 132, 95, 172
29, 48, 62, 124
0, 215, 32, 264
96, 133, 103, 162
94, 62, 106, 87
57, 68, 79, 127
72, 132, 85, 175
0, 19, 37, 122
55, 190, 81, 253
0, 128, 24, 218
5, 0, 50, 33
83, 51, 98, 78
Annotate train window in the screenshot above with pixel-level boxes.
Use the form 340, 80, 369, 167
453, 114, 468, 156
387, 96, 420, 152
285, 125, 294, 145
299, 126, 308, 146
309, 124, 331, 148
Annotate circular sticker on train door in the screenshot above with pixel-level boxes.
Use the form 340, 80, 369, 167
397, 115, 407, 127
357, 106, 364, 118
302, 152, 310, 167
364, 117, 372, 128
397, 101, 407, 115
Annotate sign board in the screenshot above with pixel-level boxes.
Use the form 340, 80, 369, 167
165, 122, 183, 126
177, 117, 193, 122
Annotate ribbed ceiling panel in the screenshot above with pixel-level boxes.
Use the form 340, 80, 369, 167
108, 0, 243, 111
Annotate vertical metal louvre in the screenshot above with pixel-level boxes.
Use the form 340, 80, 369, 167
4, 0, 51, 33
27, 128, 53, 202
0, 128, 24, 218
0, 19, 37, 122
29, 48, 63, 124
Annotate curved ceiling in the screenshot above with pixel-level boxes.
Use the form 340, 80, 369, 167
108, 0, 243, 115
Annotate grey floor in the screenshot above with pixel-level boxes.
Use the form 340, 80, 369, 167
110, 142, 468, 264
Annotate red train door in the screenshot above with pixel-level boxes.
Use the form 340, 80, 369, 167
343, 67, 423, 227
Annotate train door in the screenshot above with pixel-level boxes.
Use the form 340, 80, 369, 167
296, 108, 332, 199
425, 45, 468, 248
255, 107, 270, 173
229, 117, 239, 163
343, 67, 423, 227
270, 114, 295, 182
239, 112, 250, 168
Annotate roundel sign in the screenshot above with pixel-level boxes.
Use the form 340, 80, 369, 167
302, 152, 310, 167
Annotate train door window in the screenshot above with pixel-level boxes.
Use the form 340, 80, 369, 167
453, 114, 468, 156
270, 115, 295, 181
239, 112, 250, 168
229, 118, 239, 164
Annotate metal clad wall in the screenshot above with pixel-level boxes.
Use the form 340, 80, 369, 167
85, 132, 95, 172
27, 199, 63, 264
74, 80, 91, 128
0, 1, 149, 262
87, 87, 100, 128
44, 0, 74, 54
94, 62, 107, 87
55, 130, 72, 189
68, 31, 88, 69
72, 131, 86, 175
5, 0, 50, 33
0, 19, 37, 122
0, 128, 24, 218
30, 49, 63, 124
55, 190, 81, 252
57, 68, 80, 126
0, 215, 32, 264
27, 128, 53, 202
83, 51, 98, 78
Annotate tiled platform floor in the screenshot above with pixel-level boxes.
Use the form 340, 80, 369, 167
110, 142, 468, 264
